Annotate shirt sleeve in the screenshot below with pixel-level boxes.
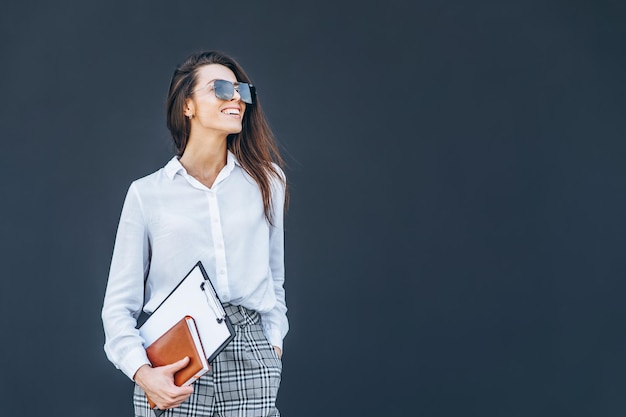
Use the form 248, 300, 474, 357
260, 167, 289, 351
101, 182, 152, 380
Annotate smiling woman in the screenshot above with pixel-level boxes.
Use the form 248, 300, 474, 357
182, 66, 249, 157
101, 50, 289, 417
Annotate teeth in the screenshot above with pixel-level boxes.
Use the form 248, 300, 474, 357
222, 109, 240, 115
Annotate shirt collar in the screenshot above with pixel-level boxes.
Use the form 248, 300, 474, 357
164, 156, 184, 180
163, 150, 241, 181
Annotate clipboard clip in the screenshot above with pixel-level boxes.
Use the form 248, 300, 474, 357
200, 281, 227, 324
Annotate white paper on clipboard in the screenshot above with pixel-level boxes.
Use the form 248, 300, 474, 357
139, 261, 235, 362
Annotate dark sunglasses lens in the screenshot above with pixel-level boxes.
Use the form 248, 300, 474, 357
214, 80, 234, 100
238, 83, 255, 104
213, 80, 255, 104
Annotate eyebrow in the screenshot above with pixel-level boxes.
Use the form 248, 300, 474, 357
199, 78, 239, 86
193, 78, 244, 95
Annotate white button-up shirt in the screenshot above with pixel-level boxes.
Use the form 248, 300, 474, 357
102, 151, 288, 380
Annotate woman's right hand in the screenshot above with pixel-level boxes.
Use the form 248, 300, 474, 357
133, 357, 195, 410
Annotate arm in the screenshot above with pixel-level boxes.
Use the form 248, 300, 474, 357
261, 171, 289, 357
101, 183, 193, 408
101, 183, 152, 378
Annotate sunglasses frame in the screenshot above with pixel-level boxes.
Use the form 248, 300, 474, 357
194, 79, 256, 104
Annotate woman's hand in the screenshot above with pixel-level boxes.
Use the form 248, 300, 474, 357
273, 346, 282, 359
133, 357, 194, 410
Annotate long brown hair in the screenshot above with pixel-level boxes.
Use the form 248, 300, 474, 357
166, 50, 288, 223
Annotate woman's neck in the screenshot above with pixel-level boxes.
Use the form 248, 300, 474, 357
179, 134, 228, 188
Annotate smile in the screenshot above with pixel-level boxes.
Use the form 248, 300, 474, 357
222, 108, 241, 116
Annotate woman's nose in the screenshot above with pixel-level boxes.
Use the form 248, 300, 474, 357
231, 88, 242, 101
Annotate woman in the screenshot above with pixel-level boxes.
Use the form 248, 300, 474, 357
102, 50, 288, 417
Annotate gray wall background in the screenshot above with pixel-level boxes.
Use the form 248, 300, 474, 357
1, 1, 625, 416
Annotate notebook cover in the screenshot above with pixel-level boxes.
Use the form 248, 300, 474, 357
144, 315, 209, 409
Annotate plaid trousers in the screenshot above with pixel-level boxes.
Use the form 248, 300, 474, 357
133, 304, 282, 417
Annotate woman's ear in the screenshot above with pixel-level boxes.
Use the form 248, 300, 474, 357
184, 99, 195, 119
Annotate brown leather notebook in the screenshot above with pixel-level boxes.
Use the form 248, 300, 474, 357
144, 315, 209, 409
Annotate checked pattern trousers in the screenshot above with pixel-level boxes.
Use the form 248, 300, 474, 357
133, 304, 282, 417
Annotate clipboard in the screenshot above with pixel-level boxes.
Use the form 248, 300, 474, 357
139, 261, 236, 363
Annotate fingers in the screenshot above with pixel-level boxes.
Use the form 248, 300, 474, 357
156, 357, 193, 408
273, 346, 282, 358
166, 356, 190, 373
134, 360, 194, 410
157, 385, 194, 410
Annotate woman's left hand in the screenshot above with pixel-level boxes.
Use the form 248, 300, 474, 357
273, 346, 282, 358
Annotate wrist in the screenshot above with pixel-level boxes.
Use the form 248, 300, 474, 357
133, 363, 152, 383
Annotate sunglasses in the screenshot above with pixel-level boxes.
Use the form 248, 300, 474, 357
195, 79, 256, 104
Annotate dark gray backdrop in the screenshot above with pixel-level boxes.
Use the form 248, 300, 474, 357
1, 1, 625, 416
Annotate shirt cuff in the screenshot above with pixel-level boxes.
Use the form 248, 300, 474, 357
120, 347, 151, 381
265, 327, 284, 352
